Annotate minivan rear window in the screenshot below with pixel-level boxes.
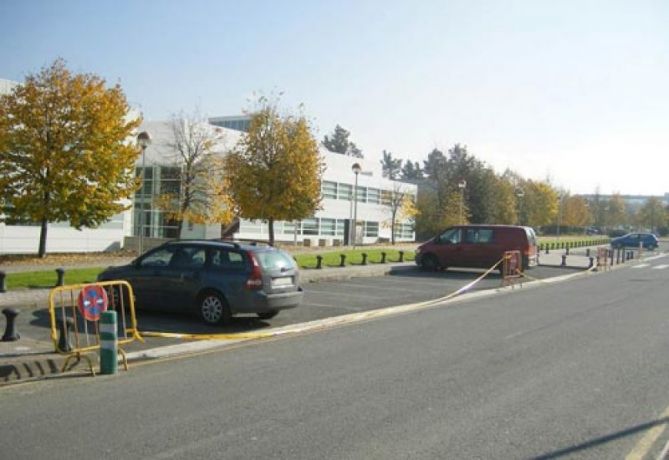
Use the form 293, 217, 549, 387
256, 250, 295, 271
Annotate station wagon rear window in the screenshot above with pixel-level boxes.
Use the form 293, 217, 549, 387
256, 251, 295, 271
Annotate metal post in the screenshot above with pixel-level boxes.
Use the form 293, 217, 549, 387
0, 271, 6, 293
139, 147, 146, 255
361, 253, 368, 265
56, 317, 74, 352
100, 311, 118, 375
352, 171, 359, 248
2, 308, 20, 341
339, 254, 346, 267
137, 131, 151, 256
316, 255, 323, 269
55, 267, 65, 287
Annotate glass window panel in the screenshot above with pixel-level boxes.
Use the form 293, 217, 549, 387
380, 190, 392, 205
338, 183, 352, 200
355, 186, 366, 202
302, 218, 318, 235
321, 218, 336, 236
283, 221, 297, 234
322, 181, 337, 199
335, 220, 346, 236
366, 188, 380, 204
364, 221, 379, 237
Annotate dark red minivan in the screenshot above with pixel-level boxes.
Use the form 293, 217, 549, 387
415, 225, 538, 271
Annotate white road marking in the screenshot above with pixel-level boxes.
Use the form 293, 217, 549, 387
633, 264, 651, 269
653, 264, 669, 270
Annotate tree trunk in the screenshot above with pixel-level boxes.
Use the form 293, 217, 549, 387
391, 210, 397, 245
268, 218, 275, 246
177, 219, 184, 239
38, 218, 48, 258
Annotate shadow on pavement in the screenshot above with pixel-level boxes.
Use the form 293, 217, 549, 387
532, 417, 669, 459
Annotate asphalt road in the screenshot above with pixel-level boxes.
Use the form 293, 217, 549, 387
3, 254, 669, 459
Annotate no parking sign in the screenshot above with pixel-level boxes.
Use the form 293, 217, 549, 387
77, 285, 109, 321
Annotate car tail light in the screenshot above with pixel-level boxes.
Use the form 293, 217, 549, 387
245, 253, 263, 290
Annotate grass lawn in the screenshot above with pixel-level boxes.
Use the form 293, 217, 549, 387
6, 267, 103, 290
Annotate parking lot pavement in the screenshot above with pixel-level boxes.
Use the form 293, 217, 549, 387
0, 245, 636, 385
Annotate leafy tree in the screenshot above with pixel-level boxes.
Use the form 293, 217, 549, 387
561, 195, 592, 227
0, 59, 140, 257
380, 150, 402, 180
322, 124, 363, 158
154, 113, 234, 236
524, 180, 559, 227
400, 160, 423, 181
606, 193, 627, 228
491, 174, 518, 225
224, 99, 323, 245
637, 197, 667, 233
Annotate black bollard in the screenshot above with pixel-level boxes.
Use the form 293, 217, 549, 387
545, 246, 549, 255
361, 253, 368, 265
339, 254, 346, 267
0, 270, 6, 293
561, 254, 567, 267
588, 257, 594, 269
316, 255, 323, 269
55, 267, 65, 287
381, 252, 387, 264
56, 317, 74, 352
2, 308, 20, 341
398, 251, 405, 262
616, 249, 620, 264
609, 250, 614, 266
566, 247, 570, 255
586, 248, 591, 257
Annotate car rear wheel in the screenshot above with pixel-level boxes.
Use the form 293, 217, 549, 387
198, 291, 231, 326
421, 254, 440, 271
257, 310, 279, 320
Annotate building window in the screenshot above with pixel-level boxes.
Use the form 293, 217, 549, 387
338, 183, 352, 201
322, 181, 337, 199
364, 221, 379, 237
283, 221, 297, 235
355, 186, 366, 203
320, 218, 336, 236
380, 190, 392, 206
366, 188, 380, 204
335, 219, 346, 236
302, 218, 319, 235
396, 223, 415, 240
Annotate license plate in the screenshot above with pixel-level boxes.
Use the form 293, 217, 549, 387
272, 277, 292, 288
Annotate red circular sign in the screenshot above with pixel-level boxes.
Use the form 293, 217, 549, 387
77, 285, 109, 321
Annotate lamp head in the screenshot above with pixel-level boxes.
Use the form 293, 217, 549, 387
137, 131, 152, 149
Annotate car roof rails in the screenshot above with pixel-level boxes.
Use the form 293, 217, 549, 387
210, 238, 273, 248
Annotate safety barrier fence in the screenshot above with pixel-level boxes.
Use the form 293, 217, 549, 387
48, 280, 143, 375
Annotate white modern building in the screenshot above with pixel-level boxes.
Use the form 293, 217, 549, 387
0, 94, 415, 253
135, 118, 416, 246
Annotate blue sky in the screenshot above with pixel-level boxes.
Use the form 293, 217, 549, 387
2, 0, 668, 195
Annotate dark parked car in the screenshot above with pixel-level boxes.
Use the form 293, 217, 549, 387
98, 240, 303, 325
610, 233, 658, 250
415, 225, 539, 271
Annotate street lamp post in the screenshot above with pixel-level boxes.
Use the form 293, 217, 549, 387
351, 163, 362, 248
557, 194, 563, 239
458, 180, 467, 224
137, 131, 152, 255
516, 189, 525, 225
